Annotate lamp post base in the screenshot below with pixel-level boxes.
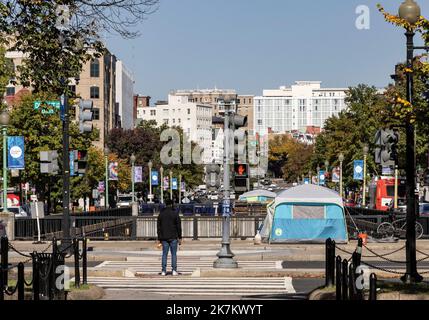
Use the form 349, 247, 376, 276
401, 273, 423, 284
213, 242, 238, 269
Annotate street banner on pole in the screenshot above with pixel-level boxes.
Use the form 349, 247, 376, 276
332, 167, 340, 183
181, 181, 186, 192
319, 170, 326, 185
70, 151, 75, 176
354, 160, 364, 181
134, 166, 142, 183
163, 177, 169, 190
109, 162, 119, 181
7, 136, 25, 169
151, 170, 159, 186
98, 181, 105, 193
172, 178, 178, 190
312, 176, 318, 184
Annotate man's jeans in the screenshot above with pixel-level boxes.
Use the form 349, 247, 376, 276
162, 240, 178, 273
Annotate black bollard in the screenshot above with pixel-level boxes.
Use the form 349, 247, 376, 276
50, 238, 57, 300
369, 273, 377, 301
17, 262, 24, 301
336, 256, 342, 300
32, 252, 40, 301
1, 236, 8, 289
348, 262, 357, 300
330, 240, 336, 285
82, 238, 87, 285
0, 261, 3, 301
74, 238, 80, 288
356, 238, 363, 267
325, 238, 334, 287
342, 259, 348, 300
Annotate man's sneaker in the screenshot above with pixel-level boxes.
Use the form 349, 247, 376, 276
161, 271, 166, 276
172, 271, 178, 276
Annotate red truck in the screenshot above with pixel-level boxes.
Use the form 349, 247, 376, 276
368, 177, 406, 211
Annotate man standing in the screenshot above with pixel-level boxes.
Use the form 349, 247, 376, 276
157, 197, 182, 276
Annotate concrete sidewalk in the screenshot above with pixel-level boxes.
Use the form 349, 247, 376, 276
7, 239, 429, 263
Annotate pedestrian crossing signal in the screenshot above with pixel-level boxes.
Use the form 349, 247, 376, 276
234, 164, 248, 178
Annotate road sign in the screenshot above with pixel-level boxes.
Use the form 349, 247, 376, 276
222, 199, 232, 217
33, 101, 61, 115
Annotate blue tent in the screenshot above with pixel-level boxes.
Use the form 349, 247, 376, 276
261, 184, 348, 243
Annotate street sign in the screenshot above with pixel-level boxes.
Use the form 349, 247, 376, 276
382, 166, 393, 175
222, 199, 232, 217
33, 101, 61, 115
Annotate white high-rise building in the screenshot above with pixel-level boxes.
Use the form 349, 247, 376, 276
137, 94, 213, 164
254, 81, 348, 134
115, 60, 134, 129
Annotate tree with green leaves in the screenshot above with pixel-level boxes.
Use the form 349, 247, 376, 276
106, 121, 204, 199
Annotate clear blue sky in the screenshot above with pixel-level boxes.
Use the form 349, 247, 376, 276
105, 0, 429, 102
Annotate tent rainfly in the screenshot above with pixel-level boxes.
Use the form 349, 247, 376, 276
260, 184, 348, 243
238, 190, 276, 203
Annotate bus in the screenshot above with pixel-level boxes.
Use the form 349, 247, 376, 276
368, 177, 406, 211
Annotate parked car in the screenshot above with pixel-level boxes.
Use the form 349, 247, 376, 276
344, 199, 356, 208
7, 206, 28, 217
116, 194, 133, 208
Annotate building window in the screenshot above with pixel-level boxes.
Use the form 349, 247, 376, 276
6, 87, 15, 96
93, 107, 100, 120
258, 120, 262, 125
90, 59, 100, 77
187, 109, 190, 115
90, 86, 100, 99
150, 110, 156, 116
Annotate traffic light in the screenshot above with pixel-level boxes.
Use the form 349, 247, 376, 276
40, 151, 59, 174
234, 163, 249, 193
79, 99, 93, 133
75, 150, 88, 175
380, 129, 399, 167
374, 129, 399, 167
206, 163, 220, 190
230, 114, 249, 193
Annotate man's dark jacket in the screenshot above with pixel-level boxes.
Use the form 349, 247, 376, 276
157, 206, 182, 241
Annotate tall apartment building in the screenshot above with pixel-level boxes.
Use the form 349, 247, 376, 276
74, 50, 119, 149
133, 95, 151, 126
237, 95, 254, 132
4, 48, 130, 149
254, 81, 348, 135
171, 88, 237, 117
137, 94, 213, 164
115, 61, 134, 130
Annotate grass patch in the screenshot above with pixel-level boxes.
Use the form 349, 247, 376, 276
68, 283, 91, 291
378, 281, 429, 295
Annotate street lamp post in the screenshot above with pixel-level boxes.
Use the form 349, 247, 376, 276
363, 145, 369, 207
0, 111, 9, 213
214, 98, 238, 269
398, 0, 423, 283
160, 166, 164, 204
325, 160, 329, 187
104, 147, 109, 209
317, 165, 320, 186
131, 154, 136, 202
339, 153, 344, 198
148, 160, 153, 203
169, 169, 173, 202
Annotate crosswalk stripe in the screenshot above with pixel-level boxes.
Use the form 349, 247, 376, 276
87, 276, 295, 296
